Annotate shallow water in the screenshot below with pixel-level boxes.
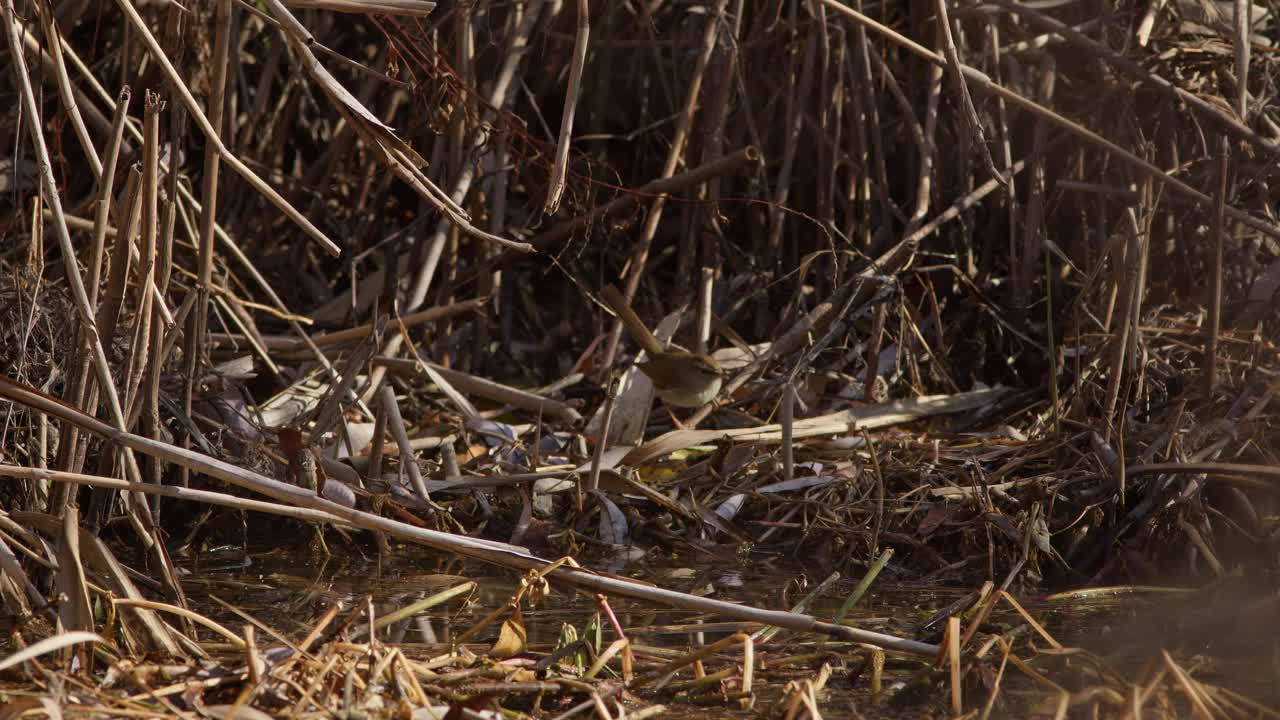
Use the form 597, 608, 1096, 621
177, 544, 968, 717
167, 544, 1280, 717
177, 543, 967, 648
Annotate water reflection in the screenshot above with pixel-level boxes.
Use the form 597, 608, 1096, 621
177, 544, 961, 650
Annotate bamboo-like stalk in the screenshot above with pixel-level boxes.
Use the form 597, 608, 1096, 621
544, 0, 588, 214
33, 1, 101, 179
52, 86, 131, 503
182, 0, 233, 488
121, 92, 163, 429
378, 383, 434, 505
1205, 140, 1228, 397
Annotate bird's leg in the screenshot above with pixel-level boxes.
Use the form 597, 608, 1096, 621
661, 401, 689, 430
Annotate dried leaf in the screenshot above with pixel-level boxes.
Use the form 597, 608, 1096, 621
490, 606, 527, 659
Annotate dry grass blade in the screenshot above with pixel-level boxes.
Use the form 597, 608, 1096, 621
0, 632, 105, 674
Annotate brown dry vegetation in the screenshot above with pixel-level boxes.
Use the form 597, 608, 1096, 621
0, 0, 1278, 718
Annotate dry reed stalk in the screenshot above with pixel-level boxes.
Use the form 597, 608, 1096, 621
377, 383, 434, 505
587, 375, 619, 492
1, 0, 170, 570
32, 1, 100, 178
362, 0, 548, 406
602, 0, 729, 370
820, 0, 1280, 241
111, 0, 340, 255
544, 0, 588, 215
52, 86, 131, 501
1205, 142, 1229, 397
947, 615, 962, 714
120, 93, 162, 431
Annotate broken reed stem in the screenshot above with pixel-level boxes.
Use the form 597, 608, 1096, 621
696, 267, 714, 355
52, 86, 132, 508
544, 0, 588, 214
781, 382, 795, 487
122, 92, 162, 430
587, 374, 620, 492
834, 546, 893, 626
377, 383, 434, 505
1205, 137, 1228, 397
948, 616, 962, 715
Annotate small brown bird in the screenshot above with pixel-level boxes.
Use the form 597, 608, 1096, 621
599, 284, 722, 408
